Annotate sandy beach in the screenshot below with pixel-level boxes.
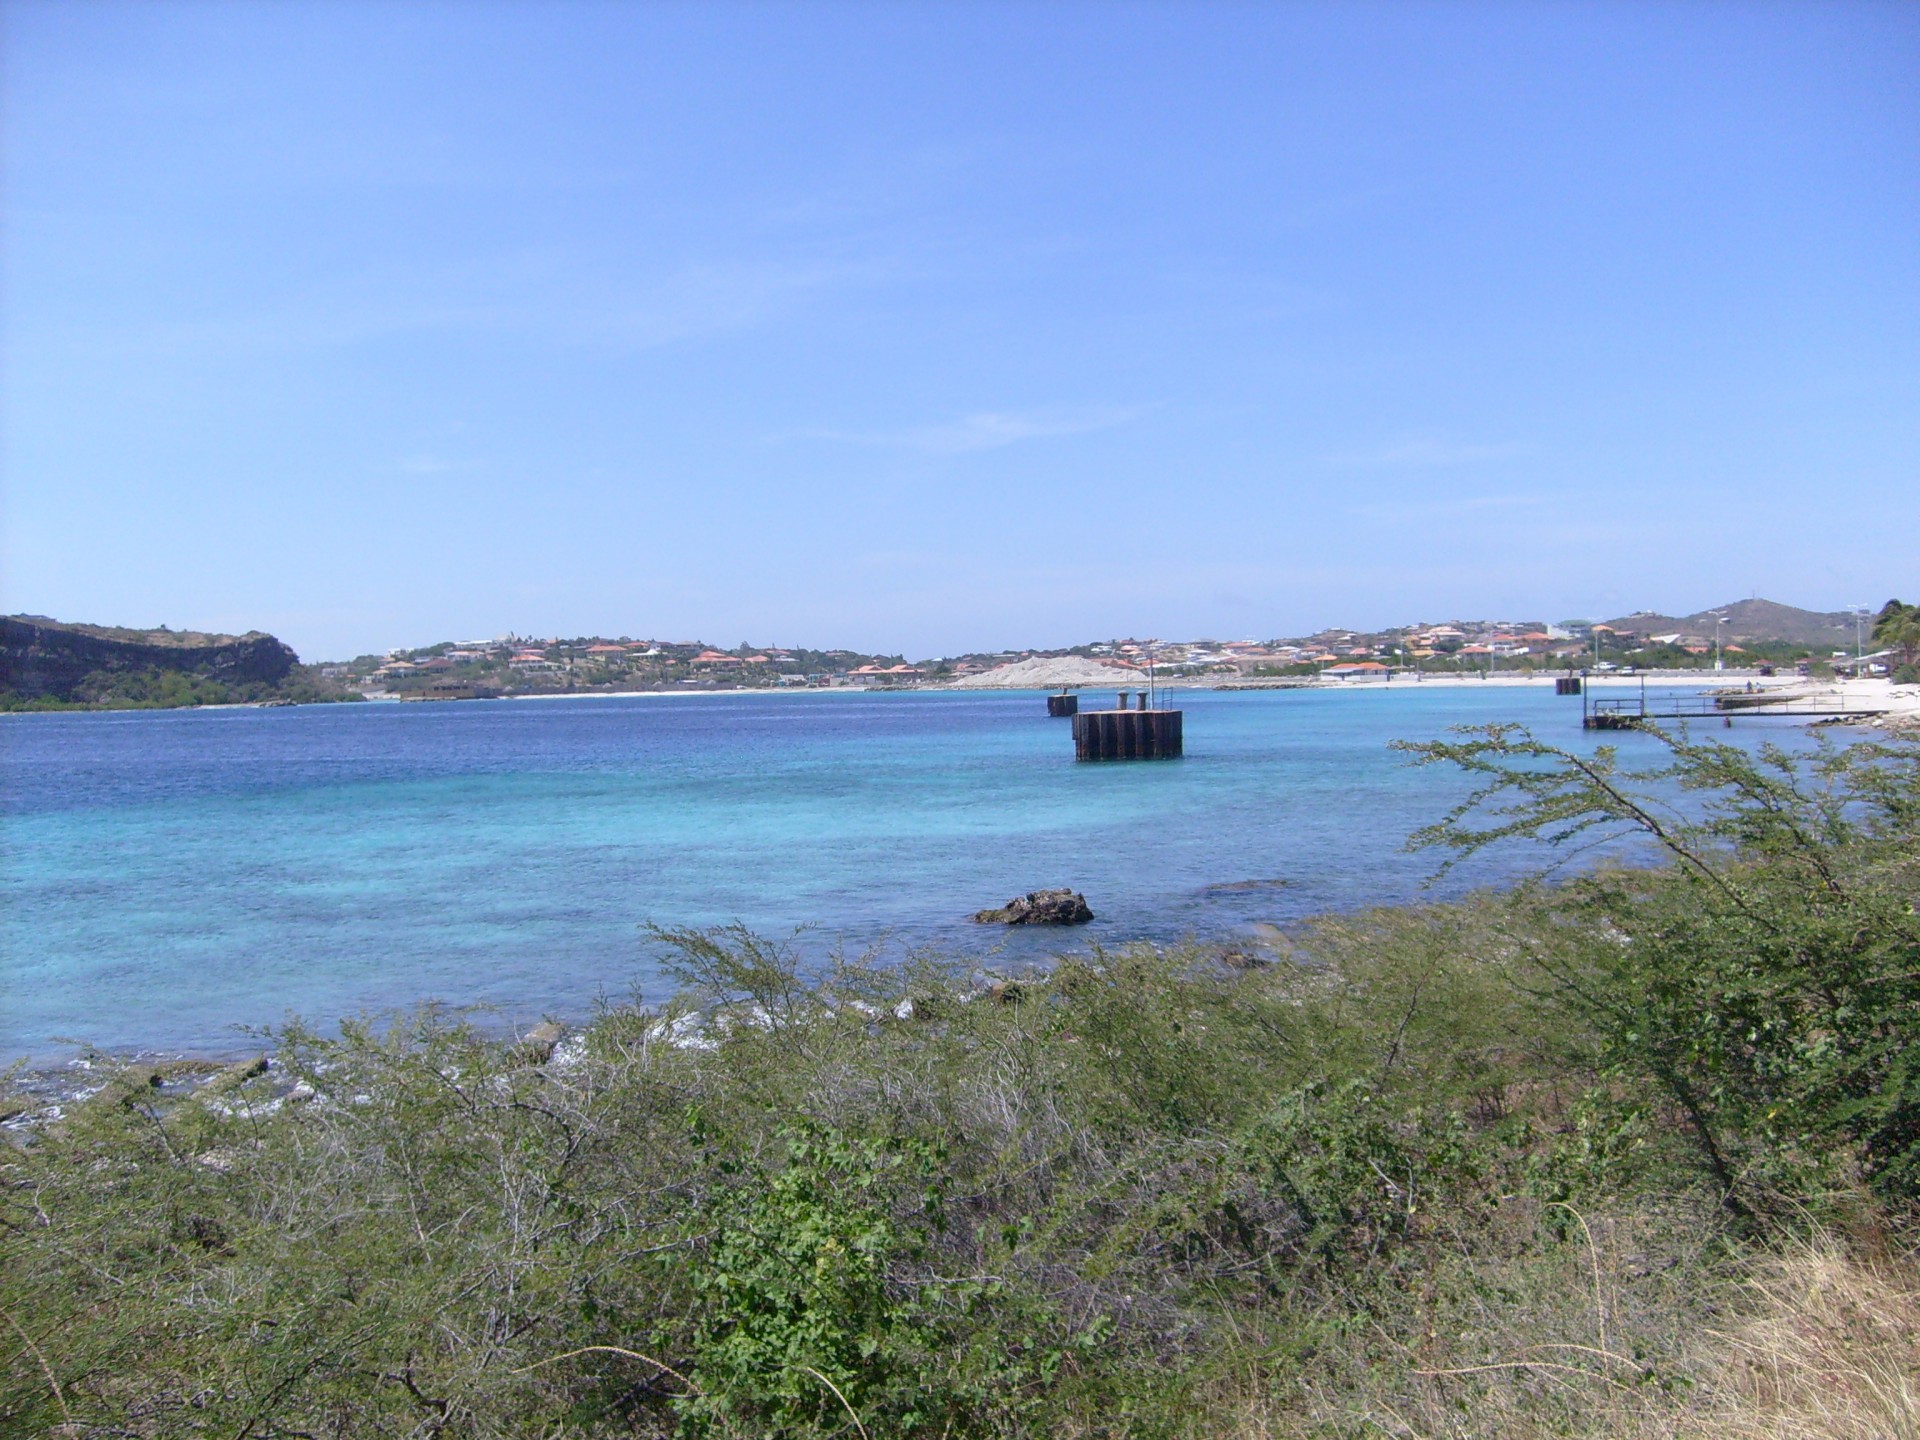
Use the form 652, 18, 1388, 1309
1237, 673, 1920, 727
327, 667, 1920, 729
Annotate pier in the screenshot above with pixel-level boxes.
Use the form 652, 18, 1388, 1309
1072, 692, 1183, 760
1583, 693, 1893, 730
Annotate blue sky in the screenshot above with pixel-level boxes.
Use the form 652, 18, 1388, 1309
5, 1, 1915, 660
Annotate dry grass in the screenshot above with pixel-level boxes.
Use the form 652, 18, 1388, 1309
1188, 1200, 1721, 1440
1194, 1218, 1919, 1440
1703, 1233, 1920, 1440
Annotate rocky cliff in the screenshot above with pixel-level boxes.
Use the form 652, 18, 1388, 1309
1, 615, 298, 702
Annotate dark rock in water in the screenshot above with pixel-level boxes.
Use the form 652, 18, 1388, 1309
972, 888, 1093, 925
517, 1021, 567, 1064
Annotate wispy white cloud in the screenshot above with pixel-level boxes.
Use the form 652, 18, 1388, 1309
563, 256, 888, 350
43, 250, 888, 363
390, 453, 460, 476
1325, 438, 1526, 467
805, 406, 1139, 455
1348, 493, 1548, 524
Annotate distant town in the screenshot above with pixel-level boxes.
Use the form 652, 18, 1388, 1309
332, 598, 1899, 700
7, 598, 1906, 711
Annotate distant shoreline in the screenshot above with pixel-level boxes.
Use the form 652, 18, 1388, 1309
6, 669, 1910, 715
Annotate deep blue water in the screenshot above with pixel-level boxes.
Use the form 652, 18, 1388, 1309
2, 685, 1763, 1060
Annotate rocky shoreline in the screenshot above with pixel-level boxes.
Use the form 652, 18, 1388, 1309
1, 918, 1309, 1140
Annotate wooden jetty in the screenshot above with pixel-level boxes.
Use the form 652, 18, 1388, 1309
1583, 693, 1892, 730
1072, 692, 1183, 760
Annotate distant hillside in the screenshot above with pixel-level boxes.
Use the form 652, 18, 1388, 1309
1602, 598, 1858, 647
0, 615, 343, 709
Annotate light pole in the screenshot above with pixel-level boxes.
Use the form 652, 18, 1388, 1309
1851, 605, 1869, 673
1714, 615, 1725, 672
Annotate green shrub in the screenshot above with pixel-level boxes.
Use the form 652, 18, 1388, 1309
1400, 726, 1920, 1208
678, 1126, 941, 1435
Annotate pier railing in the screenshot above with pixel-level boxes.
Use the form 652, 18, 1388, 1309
1584, 693, 1893, 729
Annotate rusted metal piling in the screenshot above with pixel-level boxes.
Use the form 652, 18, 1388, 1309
1071, 691, 1183, 760
1047, 692, 1079, 717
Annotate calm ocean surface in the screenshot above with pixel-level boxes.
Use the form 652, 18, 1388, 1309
2, 684, 1772, 1061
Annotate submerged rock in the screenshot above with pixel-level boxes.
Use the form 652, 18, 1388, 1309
79, 1065, 164, 1114
1218, 948, 1271, 970
1198, 877, 1290, 897
972, 888, 1094, 926
194, 1055, 270, 1101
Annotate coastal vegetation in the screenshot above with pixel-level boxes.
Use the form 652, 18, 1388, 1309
0, 663, 360, 712
2, 727, 1916, 1437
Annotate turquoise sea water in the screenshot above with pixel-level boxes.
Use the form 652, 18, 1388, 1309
2, 685, 1770, 1061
